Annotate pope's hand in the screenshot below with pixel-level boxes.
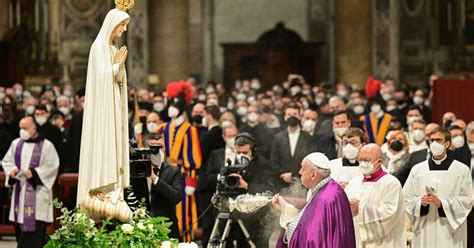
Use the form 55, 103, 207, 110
339, 181, 348, 189
272, 195, 287, 212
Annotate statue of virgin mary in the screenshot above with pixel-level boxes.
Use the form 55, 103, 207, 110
77, 0, 134, 222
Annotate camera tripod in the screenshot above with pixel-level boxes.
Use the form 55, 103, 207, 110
208, 212, 256, 248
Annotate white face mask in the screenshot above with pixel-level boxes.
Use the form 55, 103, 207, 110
359, 161, 374, 175
207, 99, 218, 106
382, 93, 392, 101
147, 122, 158, 133
59, 107, 70, 116
430, 142, 446, 157
386, 105, 396, 112
247, 112, 259, 123
468, 142, 474, 153
168, 106, 179, 118
25, 105, 35, 115
150, 150, 164, 166
353, 105, 364, 115
413, 96, 424, 105
236, 106, 247, 116
198, 94, 206, 102
302, 120, 316, 133
19, 129, 31, 140
343, 144, 359, 160
0, 92, 5, 100
407, 116, 419, 125
371, 104, 382, 115
333, 127, 348, 137
411, 129, 425, 142
236, 94, 246, 101
205, 87, 215, 94
226, 137, 235, 149
227, 102, 235, 110
153, 102, 165, 112
452, 136, 465, 149
35, 116, 48, 126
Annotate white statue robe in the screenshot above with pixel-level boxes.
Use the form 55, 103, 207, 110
1, 138, 59, 223
345, 174, 406, 248
77, 8, 130, 206
329, 158, 361, 184
403, 159, 472, 247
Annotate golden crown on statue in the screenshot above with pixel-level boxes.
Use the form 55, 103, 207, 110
115, 0, 134, 11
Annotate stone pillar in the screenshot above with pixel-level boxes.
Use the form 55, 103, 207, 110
335, 0, 372, 85
149, 0, 189, 85
127, 0, 148, 88
202, 0, 214, 83
0, 0, 10, 39
48, 0, 60, 54
188, 0, 202, 80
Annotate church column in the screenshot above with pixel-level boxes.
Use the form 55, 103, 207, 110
0, 0, 10, 39
149, 0, 189, 85
48, 0, 60, 55
127, 0, 148, 88
335, 0, 373, 86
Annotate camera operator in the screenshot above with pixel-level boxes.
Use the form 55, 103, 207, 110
209, 132, 274, 247
145, 133, 183, 239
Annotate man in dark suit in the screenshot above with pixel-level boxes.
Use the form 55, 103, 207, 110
270, 104, 317, 192
239, 105, 273, 159
147, 133, 183, 239
315, 110, 352, 160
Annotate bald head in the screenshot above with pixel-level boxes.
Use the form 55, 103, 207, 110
452, 119, 466, 130
425, 123, 440, 136
329, 96, 346, 112
359, 144, 382, 160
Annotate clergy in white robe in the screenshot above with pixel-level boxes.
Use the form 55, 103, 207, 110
345, 144, 406, 247
330, 127, 368, 188
76, 4, 132, 221
1, 116, 59, 248
404, 127, 472, 247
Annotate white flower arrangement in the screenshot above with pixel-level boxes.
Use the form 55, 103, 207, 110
121, 223, 134, 234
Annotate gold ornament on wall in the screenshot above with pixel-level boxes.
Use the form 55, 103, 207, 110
115, 0, 134, 11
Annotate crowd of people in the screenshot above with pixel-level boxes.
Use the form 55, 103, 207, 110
0, 73, 473, 247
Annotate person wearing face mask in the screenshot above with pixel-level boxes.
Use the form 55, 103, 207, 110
190, 102, 207, 137
382, 131, 410, 176
329, 127, 368, 188
66, 88, 85, 172
412, 89, 431, 123
22, 96, 38, 117
316, 110, 351, 160
202, 125, 238, 245
300, 109, 318, 136
133, 102, 154, 148
34, 104, 64, 172
156, 87, 202, 242
55, 95, 74, 130
345, 144, 406, 248
448, 125, 472, 168
1, 116, 59, 247
239, 105, 272, 159
271, 104, 317, 191
404, 127, 472, 248
405, 105, 423, 129
360, 100, 392, 145
144, 133, 182, 239
408, 120, 428, 153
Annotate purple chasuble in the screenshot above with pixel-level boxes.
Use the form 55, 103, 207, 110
276, 179, 356, 248
13, 139, 44, 232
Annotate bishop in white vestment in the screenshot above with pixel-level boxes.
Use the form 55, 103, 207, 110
404, 128, 472, 247
345, 144, 406, 248
2, 116, 59, 247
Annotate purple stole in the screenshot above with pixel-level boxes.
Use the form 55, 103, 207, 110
13, 139, 44, 232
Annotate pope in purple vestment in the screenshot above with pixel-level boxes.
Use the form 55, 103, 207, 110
274, 152, 356, 248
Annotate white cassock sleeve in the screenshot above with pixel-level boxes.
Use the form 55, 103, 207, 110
35, 141, 60, 191
439, 167, 472, 232
357, 179, 405, 242
403, 167, 427, 232
1, 140, 18, 187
